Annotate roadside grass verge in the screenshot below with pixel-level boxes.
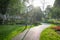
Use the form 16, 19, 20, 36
0, 25, 33, 40
40, 25, 60, 40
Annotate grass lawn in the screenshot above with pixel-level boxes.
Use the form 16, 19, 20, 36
0, 25, 33, 40
40, 25, 60, 40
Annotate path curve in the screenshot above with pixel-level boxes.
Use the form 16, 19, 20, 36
12, 24, 50, 40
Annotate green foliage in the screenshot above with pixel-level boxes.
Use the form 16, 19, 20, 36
54, 0, 60, 7
51, 7, 60, 19
33, 22, 41, 26
45, 19, 60, 25
0, 25, 25, 40
45, 5, 52, 18
5, 26, 25, 40
46, 19, 56, 23
7, 0, 26, 15
0, 0, 26, 24
0, 25, 34, 40
28, 7, 43, 24
45, 0, 60, 19
0, 25, 24, 40
49, 0, 60, 19
0, 0, 10, 14
16, 20, 26, 25
40, 25, 60, 40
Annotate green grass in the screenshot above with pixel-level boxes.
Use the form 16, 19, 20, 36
40, 25, 60, 40
0, 25, 33, 40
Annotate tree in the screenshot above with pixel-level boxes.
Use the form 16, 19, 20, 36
0, 0, 26, 24
0, 0, 10, 24
27, 7, 43, 25
54, 0, 60, 7
50, 0, 60, 19
51, 7, 60, 19
45, 5, 52, 19
0, 0, 10, 14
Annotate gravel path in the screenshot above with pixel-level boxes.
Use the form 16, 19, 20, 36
12, 24, 50, 40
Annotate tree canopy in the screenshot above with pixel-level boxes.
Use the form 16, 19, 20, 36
0, 0, 10, 14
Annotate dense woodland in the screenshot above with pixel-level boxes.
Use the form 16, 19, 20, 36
0, 0, 60, 25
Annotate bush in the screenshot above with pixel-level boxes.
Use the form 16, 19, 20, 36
33, 22, 41, 26
16, 20, 26, 25
45, 19, 60, 24
40, 26, 60, 40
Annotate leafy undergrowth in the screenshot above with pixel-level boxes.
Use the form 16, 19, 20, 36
0, 25, 33, 40
40, 25, 60, 40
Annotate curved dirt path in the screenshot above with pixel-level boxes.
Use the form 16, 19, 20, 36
12, 24, 50, 40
